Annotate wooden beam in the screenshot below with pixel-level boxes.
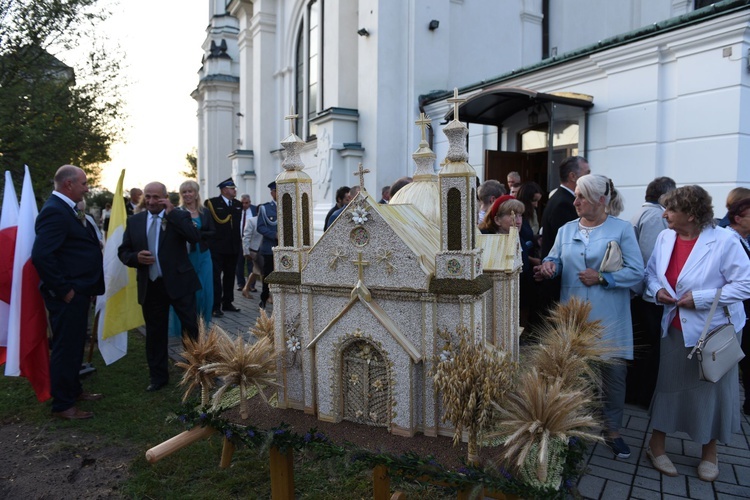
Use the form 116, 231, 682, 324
145, 426, 215, 463
269, 446, 294, 499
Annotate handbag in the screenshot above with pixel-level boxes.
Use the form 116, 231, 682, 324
599, 240, 623, 273
687, 288, 745, 383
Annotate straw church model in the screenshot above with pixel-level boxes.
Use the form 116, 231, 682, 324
268, 96, 521, 438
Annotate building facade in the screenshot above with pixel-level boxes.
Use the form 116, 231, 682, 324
194, 0, 749, 226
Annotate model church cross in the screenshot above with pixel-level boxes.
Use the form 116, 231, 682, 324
351, 251, 370, 282
415, 112, 431, 142
446, 87, 466, 122
353, 163, 370, 191
285, 106, 298, 136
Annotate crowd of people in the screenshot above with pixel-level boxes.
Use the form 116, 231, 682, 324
33, 168, 278, 420
30, 161, 750, 483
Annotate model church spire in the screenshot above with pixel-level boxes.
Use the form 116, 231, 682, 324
272, 107, 314, 275
435, 88, 482, 281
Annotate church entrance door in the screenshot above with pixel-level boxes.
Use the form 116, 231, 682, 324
341, 340, 389, 427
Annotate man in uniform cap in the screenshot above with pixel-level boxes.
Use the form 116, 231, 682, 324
256, 181, 278, 309
205, 178, 243, 316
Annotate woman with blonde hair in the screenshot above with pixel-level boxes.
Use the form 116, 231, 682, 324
537, 174, 644, 459
168, 180, 215, 337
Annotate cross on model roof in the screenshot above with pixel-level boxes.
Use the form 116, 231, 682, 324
415, 112, 431, 143
284, 106, 299, 136
446, 87, 466, 122
353, 163, 370, 191
351, 251, 370, 283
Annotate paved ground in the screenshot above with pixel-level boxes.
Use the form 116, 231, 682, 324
169, 288, 750, 498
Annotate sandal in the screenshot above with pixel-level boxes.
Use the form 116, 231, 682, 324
697, 459, 719, 482
646, 447, 678, 477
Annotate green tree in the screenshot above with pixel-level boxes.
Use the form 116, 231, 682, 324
182, 147, 198, 179
0, 0, 125, 203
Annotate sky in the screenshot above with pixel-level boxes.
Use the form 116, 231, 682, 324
85, 1, 207, 193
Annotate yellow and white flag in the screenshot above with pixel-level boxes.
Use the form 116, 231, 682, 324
95, 169, 143, 364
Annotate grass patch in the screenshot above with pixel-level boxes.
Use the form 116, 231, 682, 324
0, 332, 453, 498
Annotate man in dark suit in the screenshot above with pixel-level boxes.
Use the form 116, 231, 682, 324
125, 187, 142, 217
257, 181, 278, 309
205, 178, 243, 316
118, 182, 201, 392
32, 165, 105, 420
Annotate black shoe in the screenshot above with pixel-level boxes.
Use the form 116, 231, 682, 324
603, 432, 631, 459
237, 286, 243, 291
259, 300, 266, 310
223, 304, 241, 312
146, 382, 167, 392
212, 309, 224, 317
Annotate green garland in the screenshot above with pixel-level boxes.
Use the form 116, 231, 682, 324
170, 401, 588, 499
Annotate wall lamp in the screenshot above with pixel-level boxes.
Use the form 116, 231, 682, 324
428, 20, 439, 31
357, 28, 370, 37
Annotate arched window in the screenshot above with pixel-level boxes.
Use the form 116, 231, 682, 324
282, 193, 294, 247
447, 188, 462, 251
302, 193, 311, 246
295, 0, 323, 139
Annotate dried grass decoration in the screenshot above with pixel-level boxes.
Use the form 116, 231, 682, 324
432, 326, 517, 464
202, 335, 279, 420
249, 308, 275, 346
483, 298, 608, 489
176, 319, 231, 406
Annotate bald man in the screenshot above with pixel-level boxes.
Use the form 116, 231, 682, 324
32, 165, 105, 419
118, 182, 201, 392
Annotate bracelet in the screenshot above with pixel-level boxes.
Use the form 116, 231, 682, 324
598, 272, 607, 286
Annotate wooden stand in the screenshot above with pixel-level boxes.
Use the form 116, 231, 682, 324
269, 446, 294, 500
220, 438, 235, 469
145, 426, 216, 463
147, 428, 522, 499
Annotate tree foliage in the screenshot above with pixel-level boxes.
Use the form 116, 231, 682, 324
181, 147, 198, 179
0, 0, 125, 202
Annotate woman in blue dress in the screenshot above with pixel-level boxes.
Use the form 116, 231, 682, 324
168, 180, 215, 337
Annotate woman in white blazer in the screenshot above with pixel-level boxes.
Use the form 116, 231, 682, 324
645, 185, 750, 482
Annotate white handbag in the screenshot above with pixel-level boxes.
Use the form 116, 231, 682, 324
599, 240, 623, 273
687, 289, 745, 383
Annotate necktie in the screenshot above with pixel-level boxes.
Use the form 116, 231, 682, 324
148, 215, 159, 280
242, 210, 246, 232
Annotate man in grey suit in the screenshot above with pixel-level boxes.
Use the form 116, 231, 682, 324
118, 182, 201, 392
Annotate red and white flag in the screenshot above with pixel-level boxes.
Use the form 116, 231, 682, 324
0, 171, 20, 365
4, 166, 50, 401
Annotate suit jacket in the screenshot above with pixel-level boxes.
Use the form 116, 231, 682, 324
32, 194, 104, 299
645, 225, 750, 347
205, 196, 242, 255
540, 187, 577, 258
118, 209, 201, 304
256, 201, 278, 254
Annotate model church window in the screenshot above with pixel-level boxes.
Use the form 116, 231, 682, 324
282, 193, 293, 246
302, 193, 311, 246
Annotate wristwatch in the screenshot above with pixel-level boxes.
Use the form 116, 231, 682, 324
598, 272, 608, 286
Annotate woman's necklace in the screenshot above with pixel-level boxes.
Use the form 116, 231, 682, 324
578, 218, 605, 242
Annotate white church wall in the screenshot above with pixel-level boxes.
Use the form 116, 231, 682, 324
425, 9, 750, 222
548, 0, 678, 56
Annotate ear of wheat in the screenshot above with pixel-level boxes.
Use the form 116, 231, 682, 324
202, 335, 279, 420
432, 326, 517, 464
175, 319, 231, 406
484, 298, 606, 485
249, 308, 275, 345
